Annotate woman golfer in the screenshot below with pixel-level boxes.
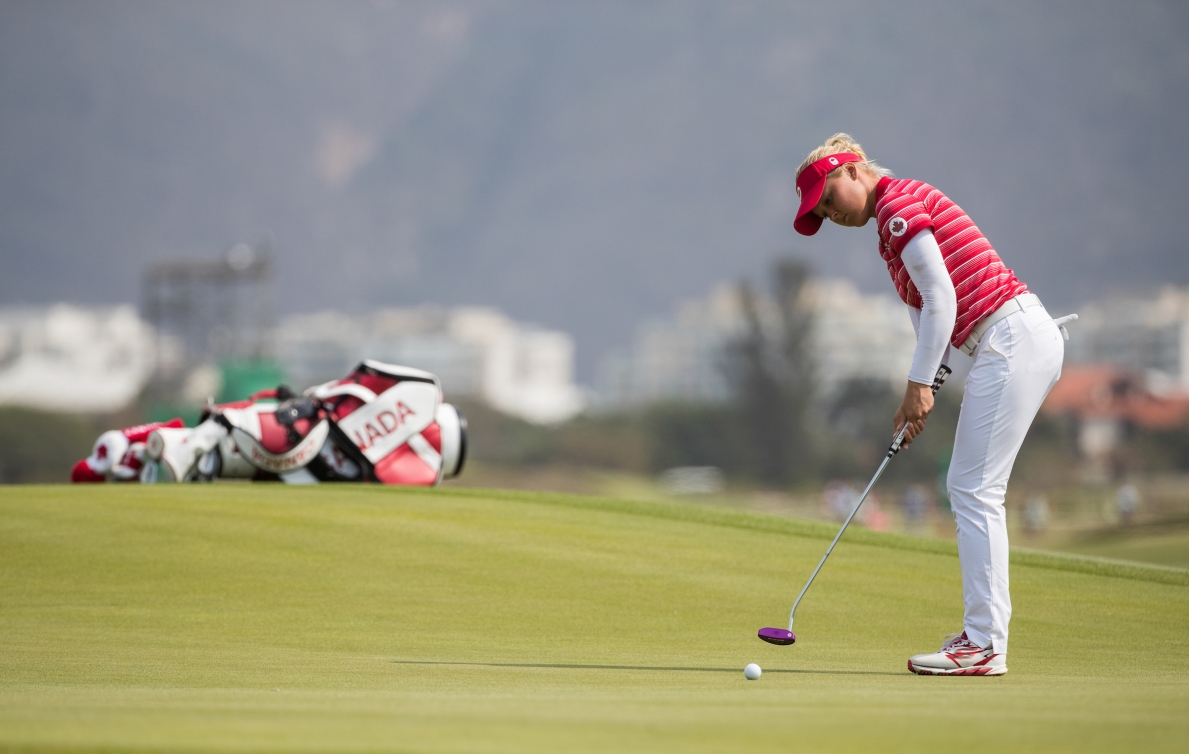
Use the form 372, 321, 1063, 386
793, 134, 1065, 676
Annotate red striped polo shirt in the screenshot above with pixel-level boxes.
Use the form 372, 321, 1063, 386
875, 177, 1028, 348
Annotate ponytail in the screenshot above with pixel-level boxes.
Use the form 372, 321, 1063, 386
796, 133, 891, 180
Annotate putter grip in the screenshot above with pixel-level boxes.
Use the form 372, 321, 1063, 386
888, 365, 952, 456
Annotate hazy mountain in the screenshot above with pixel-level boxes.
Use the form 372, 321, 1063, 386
2, 0, 1187, 378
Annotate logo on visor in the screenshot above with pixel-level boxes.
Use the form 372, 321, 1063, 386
889, 217, 908, 237
828, 156, 840, 166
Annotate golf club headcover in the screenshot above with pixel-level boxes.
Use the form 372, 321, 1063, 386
71, 418, 185, 482
144, 421, 229, 482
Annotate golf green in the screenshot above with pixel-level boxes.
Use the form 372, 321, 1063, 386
1, 485, 1186, 753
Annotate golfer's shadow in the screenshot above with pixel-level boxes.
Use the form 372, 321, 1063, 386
391, 660, 899, 676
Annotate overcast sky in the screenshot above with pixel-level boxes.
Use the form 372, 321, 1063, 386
2, 0, 1187, 379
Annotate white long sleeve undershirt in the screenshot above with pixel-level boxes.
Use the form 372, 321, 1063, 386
902, 229, 956, 385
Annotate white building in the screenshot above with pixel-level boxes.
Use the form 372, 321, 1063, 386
597, 284, 749, 407
278, 306, 585, 424
806, 278, 916, 393
0, 300, 585, 424
448, 308, 585, 424
274, 309, 367, 390
1066, 285, 1189, 393
596, 278, 916, 409
0, 304, 155, 412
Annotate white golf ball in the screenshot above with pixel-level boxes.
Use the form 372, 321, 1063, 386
744, 663, 762, 680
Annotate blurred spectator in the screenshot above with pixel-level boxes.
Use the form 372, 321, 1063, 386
821, 479, 890, 530
823, 480, 859, 522
1023, 494, 1050, 536
901, 484, 932, 534
1116, 483, 1141, 525
860, 494, 892, 532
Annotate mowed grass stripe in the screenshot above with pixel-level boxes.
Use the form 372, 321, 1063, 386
428, 486, 1189, 585
0, 485, 1186, 753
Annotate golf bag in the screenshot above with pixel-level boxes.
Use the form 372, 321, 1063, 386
78, 360, 467, 487
308, 360, 466, 486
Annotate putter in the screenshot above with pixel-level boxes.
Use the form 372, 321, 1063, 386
758, 364, 952, 646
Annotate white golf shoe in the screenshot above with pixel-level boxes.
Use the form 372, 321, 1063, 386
907, 631, 1007, 676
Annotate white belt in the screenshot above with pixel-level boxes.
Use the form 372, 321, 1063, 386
959, 293, 1042, 357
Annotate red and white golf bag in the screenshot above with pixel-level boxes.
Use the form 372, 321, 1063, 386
308, 360, 466, 485
94, 360, 467, 487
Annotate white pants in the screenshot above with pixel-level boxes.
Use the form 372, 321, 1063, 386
947, 303, 1064, 655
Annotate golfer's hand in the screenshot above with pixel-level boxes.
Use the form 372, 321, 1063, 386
893, 381, 934, 447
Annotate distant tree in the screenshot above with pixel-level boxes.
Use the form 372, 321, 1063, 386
642, 402, 744, 474
0, 408, 99, 484
722, 258, 815, 485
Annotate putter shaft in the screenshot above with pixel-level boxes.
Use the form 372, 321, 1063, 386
785, 364, 951, 633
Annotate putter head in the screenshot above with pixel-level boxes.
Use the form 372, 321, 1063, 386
758, 627, 796, 646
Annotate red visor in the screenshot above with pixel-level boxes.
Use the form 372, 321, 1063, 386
793, 152, 863, 236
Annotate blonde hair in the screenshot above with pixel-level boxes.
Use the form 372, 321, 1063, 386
796, 133, 892, 180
